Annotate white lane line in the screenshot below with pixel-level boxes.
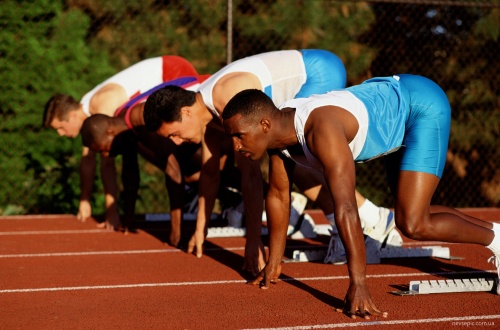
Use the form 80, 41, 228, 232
0, 246, 246, 258
0, 270, 494, 294
245, 315, 500, 329
0, 229, 109, 235
0, 249, 180, 258
0, 247, 249, 259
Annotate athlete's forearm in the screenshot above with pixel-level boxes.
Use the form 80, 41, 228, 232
265, 187, 290, 266
195, 167, 220, 233
79, 154, 96, 202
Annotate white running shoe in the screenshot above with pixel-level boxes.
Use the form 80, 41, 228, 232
488, 254, 500, 295
384, 228, 404, 248
364, 208, 396, 243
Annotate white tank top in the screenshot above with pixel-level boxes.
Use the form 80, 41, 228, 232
279, 91, 369, 170
198, 50, 306, 117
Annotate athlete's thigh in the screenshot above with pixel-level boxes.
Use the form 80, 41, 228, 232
398, 74, 451, 179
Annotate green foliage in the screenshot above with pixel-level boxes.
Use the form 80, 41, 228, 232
0, 0, 115, 215
232, 0, 376, 78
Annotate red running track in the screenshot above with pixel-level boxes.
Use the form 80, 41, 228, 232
0, 209, 499, 329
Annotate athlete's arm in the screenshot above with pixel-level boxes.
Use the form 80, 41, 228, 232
251, 150, 294, 288
187, 125, 222, 257
120, 142, 140, 231
212, 72, 266, 272
100, 154, 121, 229
211, 72, 263, 116
78, 146, 97, 221
164, 153, 184, 247
234, 151, 266, 276
89, 83, 129, 116
305, 106, 387, 319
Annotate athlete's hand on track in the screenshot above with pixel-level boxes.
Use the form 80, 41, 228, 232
336, 282, 388, 319
169, 229, 181, 248
242, 239, 267, 276
188, 229, 205, 258
249, 260, 282, 289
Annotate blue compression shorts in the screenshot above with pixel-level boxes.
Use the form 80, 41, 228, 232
397, 74, 451, 178
295, 49, 347, 98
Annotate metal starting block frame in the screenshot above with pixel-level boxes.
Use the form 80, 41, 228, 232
288, 245, 457, 263
206, 226, 269, 238
393, 278, 497, 295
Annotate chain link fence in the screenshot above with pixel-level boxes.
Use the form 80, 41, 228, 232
0, 0, 498, 216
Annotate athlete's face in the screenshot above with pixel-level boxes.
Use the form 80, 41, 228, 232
50, 113, 83, 138
224, 114, 268, 161
156, 111, 202, 145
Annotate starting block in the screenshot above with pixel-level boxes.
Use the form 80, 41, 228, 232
393, 278, 497, 295
206, 226, 269, 238
380, 246, 452, 260
289, 245, 456, 264
367, 245, 455, 264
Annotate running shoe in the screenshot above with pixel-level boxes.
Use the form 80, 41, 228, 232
363, 208, 396, 243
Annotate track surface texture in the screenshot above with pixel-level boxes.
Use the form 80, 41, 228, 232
1, 208, 499, 329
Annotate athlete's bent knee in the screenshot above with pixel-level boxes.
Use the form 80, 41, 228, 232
395, 213, 429, 240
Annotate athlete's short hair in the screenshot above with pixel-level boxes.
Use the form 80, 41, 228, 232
222, 89, 275, 122
81, 114, 110, 150
42, 94, 80, 127
143, 85, 196, 132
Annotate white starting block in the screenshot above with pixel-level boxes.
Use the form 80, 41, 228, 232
206, 226, 269, 238
393, 278, 497, 295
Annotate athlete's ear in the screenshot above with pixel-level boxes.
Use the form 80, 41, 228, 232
180, 106, 191, 117
260, 117, 271, 133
